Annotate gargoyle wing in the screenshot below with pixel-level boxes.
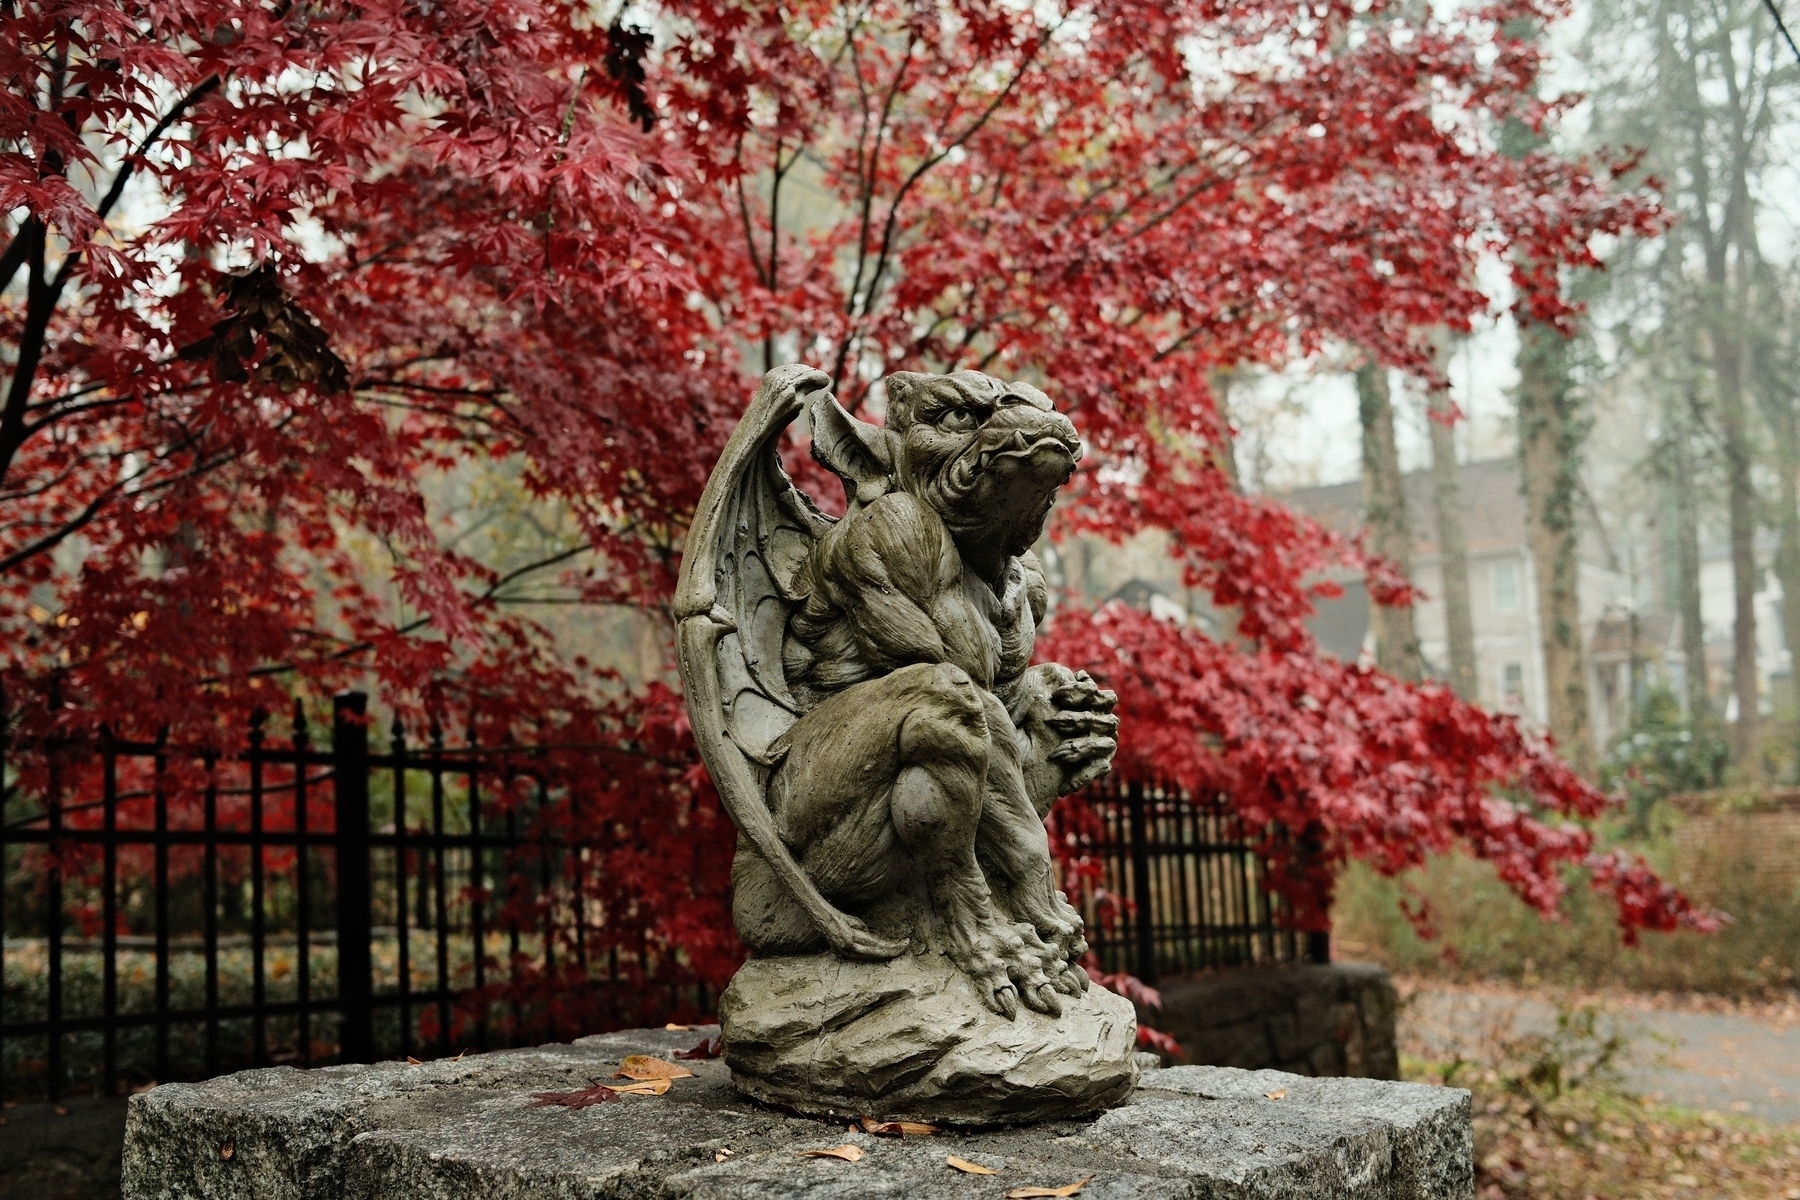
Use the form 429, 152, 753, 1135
674, 364, 906, 961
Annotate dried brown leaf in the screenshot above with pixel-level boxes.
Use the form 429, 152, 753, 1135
615, 1055, 695, 1081
406, 1056, 423, 1065
1004, 1178, 1091, 1198
530, 1083, 618, 1109
664, 1022, 695, 1031
796, 1144, 865, 1162
674, 1036, 723, 1060
861, 1116, 940, 1137
1264, 1088, 1287, 1100
609, 1077, 672, 1096
946, 1154, 999, 1175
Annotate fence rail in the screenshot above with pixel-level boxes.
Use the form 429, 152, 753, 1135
4, 693, 1316, 1101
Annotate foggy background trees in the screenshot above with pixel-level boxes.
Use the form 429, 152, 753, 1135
1219, 0, 1800, 789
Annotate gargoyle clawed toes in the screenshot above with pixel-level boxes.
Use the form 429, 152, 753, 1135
676, 365, 1118, 1018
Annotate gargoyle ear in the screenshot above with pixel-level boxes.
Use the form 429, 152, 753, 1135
809, 391, 897, 507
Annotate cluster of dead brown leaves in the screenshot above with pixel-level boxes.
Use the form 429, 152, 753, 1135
1467, 1089, 1800, 1200
796, 1144, 1091, 1197
529, 1055, 695, 1109
945, 1157, 1091, 1197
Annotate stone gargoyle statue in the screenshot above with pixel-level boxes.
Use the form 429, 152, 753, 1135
675, 364, 1139, 1124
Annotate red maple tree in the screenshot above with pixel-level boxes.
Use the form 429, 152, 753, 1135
1, 0, 1710, 1031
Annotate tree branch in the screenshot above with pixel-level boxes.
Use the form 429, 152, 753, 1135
0, 74, 220, 490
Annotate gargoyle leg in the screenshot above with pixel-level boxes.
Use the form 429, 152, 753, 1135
973, 692, 1091, 1003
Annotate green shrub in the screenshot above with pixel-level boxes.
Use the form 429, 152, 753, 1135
1599, 688, 1729, 830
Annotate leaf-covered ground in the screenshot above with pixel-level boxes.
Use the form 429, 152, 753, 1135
1398, 986, 1800, 1198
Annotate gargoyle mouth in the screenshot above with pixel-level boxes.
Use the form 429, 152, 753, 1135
949, 432, 1079, 496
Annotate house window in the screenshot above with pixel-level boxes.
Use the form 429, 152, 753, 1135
1502, 662, 1525, 707
1492, 560, 1521, 614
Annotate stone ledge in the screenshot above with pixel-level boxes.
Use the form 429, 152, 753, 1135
121, 1028, 1471, 1199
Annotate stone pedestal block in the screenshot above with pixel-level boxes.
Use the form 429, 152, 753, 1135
120, 1025, 1473, 1199
1150, 962, 1400, 1079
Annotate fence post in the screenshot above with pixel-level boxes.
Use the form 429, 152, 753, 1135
1300, 821, 1330, 965
333, 692, 374, 1063
1127, 782, 1157, 985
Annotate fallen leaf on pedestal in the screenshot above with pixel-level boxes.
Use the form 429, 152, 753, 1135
664, 1023, 694, 1031
946, 1154, 999, 1175
406, 1056, 422, 1065
861, 1116, 940, 1137
1264, 1089, 1287, 1100
608, 1077, 672, 1096
713, 1148, 734, 1162
1004, 1178, 1091, 1198
615, 1055, 694, 1081
675, 1036, 722, 1060
796, 1144, 864, 1162
529, 1083, 619, 1109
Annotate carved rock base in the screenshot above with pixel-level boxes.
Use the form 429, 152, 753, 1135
718, 950, 1139, 1125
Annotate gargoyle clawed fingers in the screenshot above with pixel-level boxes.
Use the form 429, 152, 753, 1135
1051, 670, 1118, 713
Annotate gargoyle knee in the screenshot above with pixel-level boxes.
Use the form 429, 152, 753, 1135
894, 662, 989, 772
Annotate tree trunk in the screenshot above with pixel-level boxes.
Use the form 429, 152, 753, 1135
1670, 401, 1710, 719
1516, 319, 1594, 776
1356, 360, 1423, 681
1775, 457, 1800, 700
1425, 334, 1477, 700
1716, 328, 1761, 775
1208, 366, 1242, 491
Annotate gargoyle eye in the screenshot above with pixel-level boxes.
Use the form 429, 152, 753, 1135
939, 406, 980, 432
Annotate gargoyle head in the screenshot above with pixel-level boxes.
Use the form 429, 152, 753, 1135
810, 370, 1082, 582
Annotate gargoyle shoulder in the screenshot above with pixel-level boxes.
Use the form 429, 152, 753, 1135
816, 491, 960, 607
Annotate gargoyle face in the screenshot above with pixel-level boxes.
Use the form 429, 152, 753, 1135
883, 371, 1082, 573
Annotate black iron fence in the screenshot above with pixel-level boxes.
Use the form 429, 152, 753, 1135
3, 694, 1317, 1101
1, 693, 711, 1102
1073, 778, 1325, 984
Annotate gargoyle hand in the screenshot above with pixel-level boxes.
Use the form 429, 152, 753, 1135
1017, 663, 1119, 810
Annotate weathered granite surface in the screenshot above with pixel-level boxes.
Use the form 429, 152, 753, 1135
120, 1026, 1472, 1199
1149, 963, 1400, 1079
720, 951, 1138, 1123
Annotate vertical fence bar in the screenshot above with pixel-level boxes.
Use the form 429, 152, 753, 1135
505, 796, 523, 1038
102, 733, 118, 1095
393, 720, 411, 1059
248, 711, 268, 1067
0, 689, 8, 1106
294, 702, 312, 1068
1301, 823, 1330, 965
203, 753, 220, 1077
45, 731, 63, 1102
467, 715, 488, 1052
430, 723, 450, 1056
538, 777, 555, 984
153, 738, 170, 1085
333, 693, 373, 1064
1127, 781, 1156, 985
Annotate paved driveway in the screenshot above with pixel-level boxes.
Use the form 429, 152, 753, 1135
1403, 983, 1800, 1124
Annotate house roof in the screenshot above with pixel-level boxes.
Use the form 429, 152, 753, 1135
1277, 458, 1581, 560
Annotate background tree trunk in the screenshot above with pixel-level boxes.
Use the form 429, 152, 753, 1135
1425, 333, 1477, 699
1668, 391, 1711, 719
1517, 319, 1595, 776
1357, 359, 1423, 681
